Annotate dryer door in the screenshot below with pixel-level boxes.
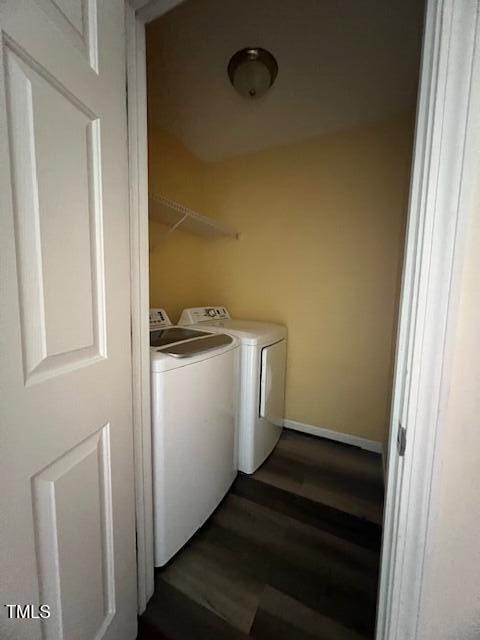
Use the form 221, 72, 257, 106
260, 340, 287, 425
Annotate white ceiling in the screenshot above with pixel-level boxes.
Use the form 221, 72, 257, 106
146, 0, 424, 162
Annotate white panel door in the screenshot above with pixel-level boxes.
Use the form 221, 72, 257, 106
260, 340, 287, 426
0, 2, 137, 639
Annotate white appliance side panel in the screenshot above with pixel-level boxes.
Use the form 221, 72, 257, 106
237, 345, 259, 473
260, 340, 287, 426
151, 347, 239, 566
239, 345, 283, 474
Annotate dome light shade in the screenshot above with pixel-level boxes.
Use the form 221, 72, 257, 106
228, 48, 278, 99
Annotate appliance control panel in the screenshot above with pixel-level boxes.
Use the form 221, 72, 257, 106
150, 308, 172, 330
179, 306, 230, 324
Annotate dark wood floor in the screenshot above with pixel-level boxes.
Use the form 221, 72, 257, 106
138, 430, 384, 640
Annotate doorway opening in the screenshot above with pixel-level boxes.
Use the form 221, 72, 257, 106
133, 1, 425, 638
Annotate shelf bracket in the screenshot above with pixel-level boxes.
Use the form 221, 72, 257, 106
168, 213, 189, 234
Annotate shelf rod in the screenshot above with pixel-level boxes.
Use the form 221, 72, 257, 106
149, 193, 239, 239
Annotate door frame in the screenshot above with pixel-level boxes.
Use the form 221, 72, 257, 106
125, 0, 480, 632
126, 2, 155, 614
126, 0, 187, 613
376, 2, 480, 637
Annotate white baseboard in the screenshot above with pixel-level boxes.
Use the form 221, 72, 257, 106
283, 419, 383, 455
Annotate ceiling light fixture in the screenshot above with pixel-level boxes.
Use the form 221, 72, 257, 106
227, 47, 278, 99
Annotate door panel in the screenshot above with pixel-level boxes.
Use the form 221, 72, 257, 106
5, 43, 105, 383
0, 2, 137, 639
32, 425, 115, 640
260, 340, 287, 426
35, 0, 98, 72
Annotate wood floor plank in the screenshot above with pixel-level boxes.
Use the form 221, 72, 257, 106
209, 503, 378, 635
300, 480, 383, 526
138, 433, 384, 640
255, 439, 384, 524
251, 586, 371, 640
137, 617, 171, 640
232, 474, 382, 551
251, 609, 322, 640
159, 523, 266, 633
213, 494, 379, 591
140, 577, 250, 640
268, 558, 377, 636
277, 431, 383, 487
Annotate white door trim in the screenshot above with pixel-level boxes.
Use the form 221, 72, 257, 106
126, 0, 480, 630
126, 2, 154, 614
376, 1, 480, 638
126, 0, 184, 614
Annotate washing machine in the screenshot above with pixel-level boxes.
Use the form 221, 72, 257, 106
178, 306, 287, 474
150, 308, 239, 566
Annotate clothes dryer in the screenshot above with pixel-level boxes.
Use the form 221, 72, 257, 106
178, 306, 286, 473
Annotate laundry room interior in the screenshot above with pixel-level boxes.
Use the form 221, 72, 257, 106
142, 0, 425, 638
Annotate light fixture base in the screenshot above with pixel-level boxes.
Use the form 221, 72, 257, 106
227, 47, 278, 99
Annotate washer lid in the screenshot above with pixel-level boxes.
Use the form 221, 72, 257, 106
150, 327, 209, 347
151, 333, 238, 372
189, 319, 287, 346
157, 333, 233, 358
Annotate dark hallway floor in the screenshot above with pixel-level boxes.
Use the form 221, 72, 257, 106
138, 430, 384, 640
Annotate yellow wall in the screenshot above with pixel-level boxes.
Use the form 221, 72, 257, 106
149, 116, 413, 443
149, 130, 210, 319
